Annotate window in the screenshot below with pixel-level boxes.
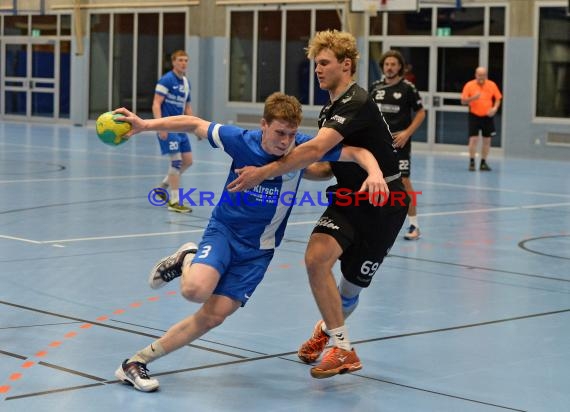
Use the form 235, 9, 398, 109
137, 14, 159, 118
229, 7, 341, 104
285, 10, 310, 104
89, 14, 110, 119
4, 16, 28, 35
489, 7, 506, 36
536, 7, 570, 118
257, 11, 281, 102
387, 8, 431, 36
112, 14, 134, 109
88, 12, 186, 119
437, 7, 484, 36
229, 11, 253, 102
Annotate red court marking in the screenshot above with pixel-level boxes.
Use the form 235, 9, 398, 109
3, 290, 176, 393
279, 264, 290, 269
9, 373, 22, 381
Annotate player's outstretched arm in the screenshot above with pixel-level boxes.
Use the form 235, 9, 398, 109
228, 127, 342, 192
303, 162, 333, 181
113, 107, 210, 139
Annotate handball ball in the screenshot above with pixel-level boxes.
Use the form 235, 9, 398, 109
96, 112, 132, 146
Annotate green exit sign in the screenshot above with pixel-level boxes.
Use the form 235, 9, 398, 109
437, 27, 451, 36
32, 29, 41, 37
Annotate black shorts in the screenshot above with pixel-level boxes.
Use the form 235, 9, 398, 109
396, 143, 411, 178
468, 113, 496, 138
312, 180, 409, 288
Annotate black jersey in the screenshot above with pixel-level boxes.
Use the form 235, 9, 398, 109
368, 78, 423, 136
319, 83, 399, 193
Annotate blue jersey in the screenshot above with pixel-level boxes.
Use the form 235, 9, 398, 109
207, 123, 341, 250
155, 71, 191, 117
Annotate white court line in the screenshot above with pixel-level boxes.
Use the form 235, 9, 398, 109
2, 202, 568, 246
417, 202, 570, 217
43, 229, 207, 244
0, 229, 206, 245
1, 141, 166, 159
0, 235, 43, 244
0, 171, 228, 184
415, 180, 570, 199
1, 141, 229, 164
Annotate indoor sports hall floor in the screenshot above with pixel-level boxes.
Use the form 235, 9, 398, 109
0, 121, 569, 412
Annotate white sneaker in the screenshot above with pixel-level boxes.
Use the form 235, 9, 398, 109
148, 242, 198, 289
115, 359, 159, 392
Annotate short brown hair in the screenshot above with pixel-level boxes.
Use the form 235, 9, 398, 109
306, 30, 360, 75
170, 50, 188, 61
263, 92, 303, 126
379, 50, 406, 76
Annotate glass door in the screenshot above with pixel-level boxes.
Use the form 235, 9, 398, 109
1, 39, 59, 119
384, 41, 482, 148
432, 43, 480, 146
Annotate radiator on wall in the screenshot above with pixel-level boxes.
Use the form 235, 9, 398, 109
546, 132, 570, 147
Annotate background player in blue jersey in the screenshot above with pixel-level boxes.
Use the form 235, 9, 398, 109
369, 50, 426, 240
153, 50, 194, 213
111, 92, 389, 392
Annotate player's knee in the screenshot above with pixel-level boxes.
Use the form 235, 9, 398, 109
194, 306, 228, 331
200, 311, 227, 331
180, 281, 209, 303
304, 252, 331, 278
168, 159, 182, 176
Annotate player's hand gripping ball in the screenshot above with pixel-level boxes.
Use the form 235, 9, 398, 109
96, 112, 132, 146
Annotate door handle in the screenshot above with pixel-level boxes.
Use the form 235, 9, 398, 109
433, 96, 440, 107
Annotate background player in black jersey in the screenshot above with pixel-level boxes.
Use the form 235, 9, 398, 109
369, 50, 426, 240
228, 30, 409, 379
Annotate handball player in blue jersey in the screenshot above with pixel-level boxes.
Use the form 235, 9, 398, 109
153, 50, 194, 213
111, 92, 389, 392
228, 31, 410, 379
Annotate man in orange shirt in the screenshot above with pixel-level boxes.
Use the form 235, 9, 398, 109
461, 67, 502, 171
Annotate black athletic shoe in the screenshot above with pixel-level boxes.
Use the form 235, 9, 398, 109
480, 162, 492, 171
148, 242, 198, 289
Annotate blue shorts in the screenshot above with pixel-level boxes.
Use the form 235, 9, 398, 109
157, 133, 192, 155
192, 219, 274, 306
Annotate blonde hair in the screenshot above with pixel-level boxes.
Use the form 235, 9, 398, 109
263, 92, 303, 126
306, 30, 360, 75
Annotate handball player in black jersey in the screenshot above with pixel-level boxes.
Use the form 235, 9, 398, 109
369, 50, 425, 240
228, 30, 409, 379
